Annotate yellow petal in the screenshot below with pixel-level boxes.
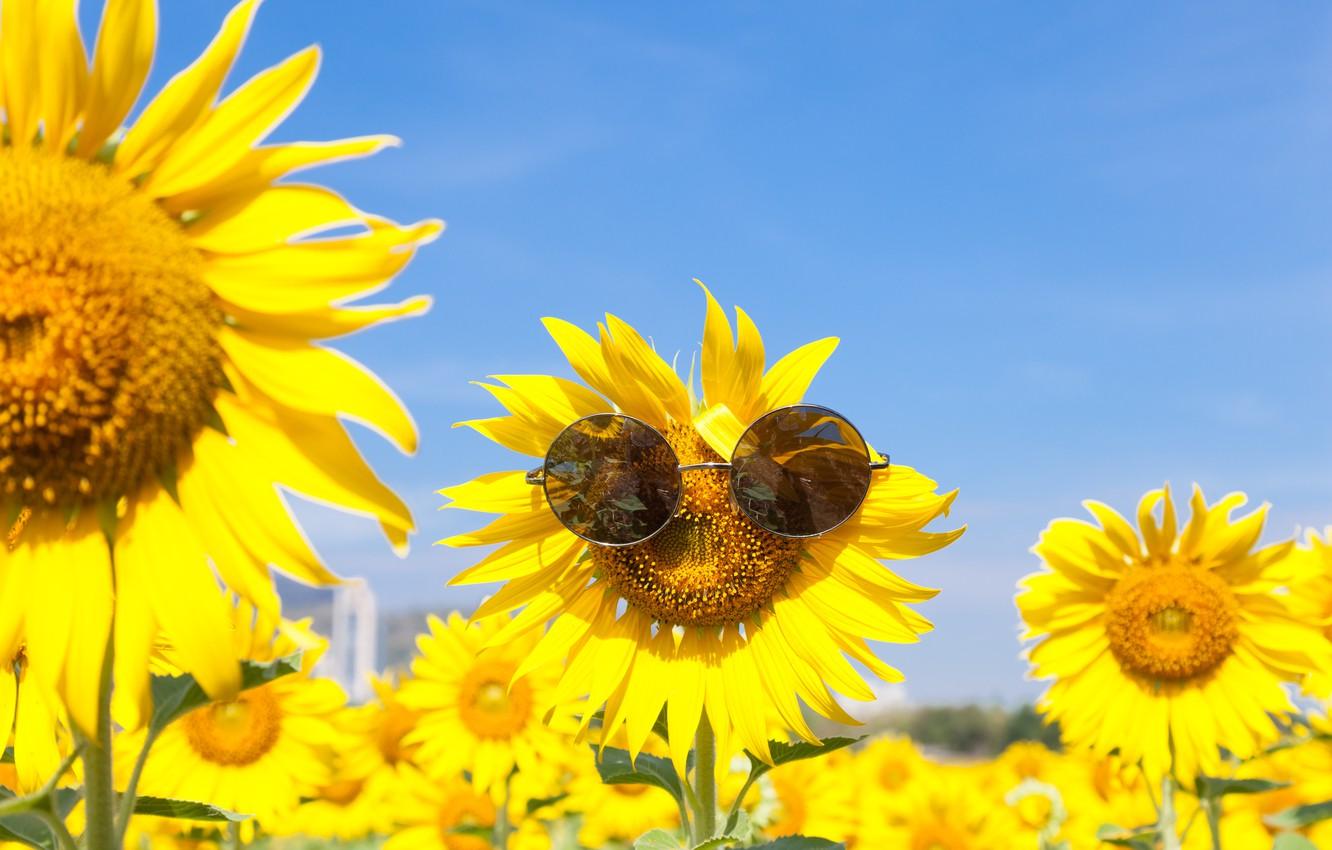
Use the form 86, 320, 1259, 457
205, 219, 442, 313
542, 317, 616, 397
215, 386, 414, 552
160, 134, 400, 214
220, 327, 417, 454
37, 0, 88, 151
119, 483, 240, 701
692, 401, 746, 460
226, 295, 432, 340
77, 0, 156, 158
114, 0, 259, 178
189, 184, 364, 253
438, 471, 541, 515
1, 0, 41, 145
602, 314, 691, 425
758, 337, 838, 411
179, 425, 339, 587
144, 45, 319, 198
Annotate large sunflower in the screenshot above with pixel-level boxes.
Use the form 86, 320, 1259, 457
397, 613, 571, 798
0, 0, 436, 740
440, 283, 960, 770
1016, 485, 1332, 782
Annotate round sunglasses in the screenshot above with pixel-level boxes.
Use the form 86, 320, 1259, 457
524, 404, 890, 546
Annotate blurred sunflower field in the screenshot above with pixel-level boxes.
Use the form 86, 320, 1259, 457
4, 1, 1332, 850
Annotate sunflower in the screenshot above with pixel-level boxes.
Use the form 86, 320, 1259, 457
1016, 485, 1332, 783
439, 283, 960, 770
1289, 528, 1332, 695
856, 762, 1017, 850
397, 613, 571, 798
385, 768, 551, 850
569, 760, 682, 849
338, 672, 424, 792
118, 605, 346, 824
0, 0, 436, 739
736, 751, 857, 844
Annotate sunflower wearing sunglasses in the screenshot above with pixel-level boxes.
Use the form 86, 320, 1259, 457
441, 283, 961, 771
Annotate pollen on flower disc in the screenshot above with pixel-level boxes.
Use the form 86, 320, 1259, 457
0, 149, 222, 507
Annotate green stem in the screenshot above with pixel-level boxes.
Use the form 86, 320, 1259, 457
82, 640, 118, 850
227, 820, 243, 850
723, 773, 758, 830
693, 718, 718, 841
494, 771, 513, 849
1159, 776, 1181, 850
113, 728, 160, 847
1204, 797, 1223, 850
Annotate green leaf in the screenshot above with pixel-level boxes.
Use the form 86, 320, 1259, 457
634, 828, 686, 850
593, 746, 683, 804
150, 654, 301, 733
692, 837, 740, 850
748, 838, 845, 849
525, 793, 569, 816
449, 824, 494, 839
1, 748, 11, 764
722, 810, 752, 843
1095, 824, 1158, 850
133, 796, 250, 822
740, 737, 862, 787
1197, 776, 1290, 798
1265, 800, 1332, 831
0, 813, 59, 850
1273, 835, 1319, 850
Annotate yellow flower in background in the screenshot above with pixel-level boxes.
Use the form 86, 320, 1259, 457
857, 763, 1017, 850
738, 752, 857, 844
118, 605, 346, 824
569, 764, 681, 849
1288, 528, 1332, 694
338, 672, 424, 793
385, 769, 551, 850
398, 613, 570, 798
854, 734, 927, 805
1016, 485, 1332, 782
440, 283, 960, 771
0, 0, 436, 738
1218, 735, 1332, 849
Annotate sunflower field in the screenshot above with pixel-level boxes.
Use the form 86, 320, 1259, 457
4, 2, 1332, 850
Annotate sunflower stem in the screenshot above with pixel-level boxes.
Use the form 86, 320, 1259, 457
1159, 776, 1181, 850
82, 637, 119, 850
494, 770, 513, 849
114, 726, 160, 846
693, 718, 719, 841
1204, 796, 1223, 850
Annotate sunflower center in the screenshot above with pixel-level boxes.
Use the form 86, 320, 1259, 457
0, 148, 222, 508
458, 661, 532, 739
377, 701, 421, 765
910, 823, 971, 850
181, 687, 282, 767
319, 777, 366, 807
1105, 564, 1238, 681
592, 424, 801, 627
437, 788, 495, 850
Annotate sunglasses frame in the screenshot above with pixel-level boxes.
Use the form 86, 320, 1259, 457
526, 403, 890, 546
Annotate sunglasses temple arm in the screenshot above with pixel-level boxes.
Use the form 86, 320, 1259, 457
678, 461, 732, 472
868, 452, 891, 471
525, 468, 545, 486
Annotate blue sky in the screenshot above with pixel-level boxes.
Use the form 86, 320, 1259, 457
137, 2, 1332, 703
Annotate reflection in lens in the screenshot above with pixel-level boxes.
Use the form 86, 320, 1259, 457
543, 414, 681, 546
730, 406, 872, 537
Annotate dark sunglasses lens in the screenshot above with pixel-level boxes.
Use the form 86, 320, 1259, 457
543, 414, 680, 546
730, 406, 872, 537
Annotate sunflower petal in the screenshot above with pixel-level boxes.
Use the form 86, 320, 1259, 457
77, 0, 156, 157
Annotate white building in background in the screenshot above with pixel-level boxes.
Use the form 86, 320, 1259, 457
318, 579, 379, 703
